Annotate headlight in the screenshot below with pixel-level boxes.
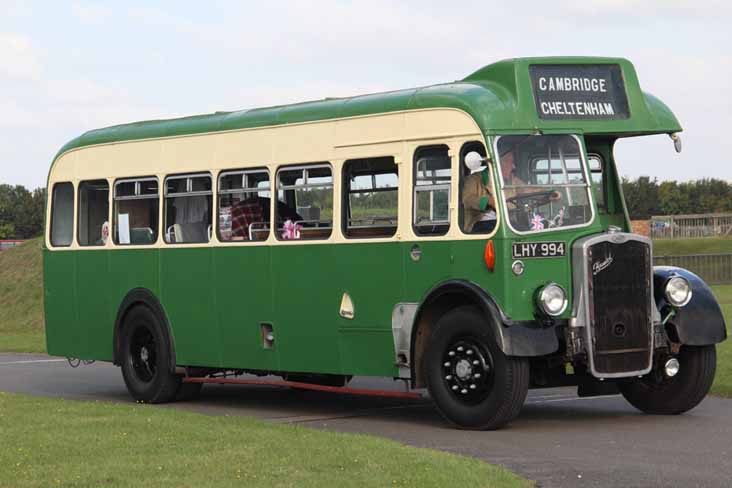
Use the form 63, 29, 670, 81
537, 283, 568, 317
665, 276, 692, 307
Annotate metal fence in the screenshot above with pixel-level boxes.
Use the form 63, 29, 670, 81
0, 240, 24, 252
651, 213, 732, 239
654, 253, 732, 285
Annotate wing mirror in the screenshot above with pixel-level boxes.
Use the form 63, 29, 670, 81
670, 133, 682, 153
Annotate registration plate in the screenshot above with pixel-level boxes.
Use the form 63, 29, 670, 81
512, 241, 566, 259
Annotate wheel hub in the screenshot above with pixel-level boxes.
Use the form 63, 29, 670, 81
442, 339, 494, 404
455, 359, 473, 380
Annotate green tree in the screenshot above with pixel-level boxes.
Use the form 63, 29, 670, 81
0, 184, 46, 239
622, 176, 660, 219
0, 222, 14, 239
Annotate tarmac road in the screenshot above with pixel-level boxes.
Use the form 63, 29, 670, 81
1, 353, 731, 488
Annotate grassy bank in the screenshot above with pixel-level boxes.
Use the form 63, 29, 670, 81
0, 238, 45, 353
0, 392, 529, 488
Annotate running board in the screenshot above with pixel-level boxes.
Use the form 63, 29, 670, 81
182, 376, 423, 400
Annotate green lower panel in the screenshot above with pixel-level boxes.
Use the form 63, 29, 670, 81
214, 246, 277, 371
160, 248, 222, 367
75, 249, 112, 361
338, 329, 396, 376
44, 251, 79, 358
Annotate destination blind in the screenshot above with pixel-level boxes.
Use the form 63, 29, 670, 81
529, 64, 630, 120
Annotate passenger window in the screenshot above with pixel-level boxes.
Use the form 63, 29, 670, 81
414, 148, 450, 236
276, 165, 332, 240
50, 182, 74, 247
343, 157, 398, 238
588, 155, 606, 210
218, 169, 271, 242
164, 174, 212, 244
78, 180, 109, 246
114, 178, 159, 245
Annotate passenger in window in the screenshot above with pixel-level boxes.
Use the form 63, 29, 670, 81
462, 153, 497, 233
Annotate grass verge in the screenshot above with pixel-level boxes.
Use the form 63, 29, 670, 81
0, 238, 45, 353
653, 237, 732, 256
710, 285, 732, 397
0, 392, 529, 488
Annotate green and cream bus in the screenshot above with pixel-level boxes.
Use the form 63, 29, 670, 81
44, 57, 727, 429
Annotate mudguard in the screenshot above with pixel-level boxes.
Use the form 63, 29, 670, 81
413, 280, 560, 358
653, 266, 728, 345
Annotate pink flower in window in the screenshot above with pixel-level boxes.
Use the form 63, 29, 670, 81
281, 219, 302, 239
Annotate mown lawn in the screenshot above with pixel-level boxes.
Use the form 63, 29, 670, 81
0, 392, 529, 488
653, 237, 732, 256
0, 238, 45, 353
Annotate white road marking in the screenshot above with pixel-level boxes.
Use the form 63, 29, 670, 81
0, 359, 68, 366
526, 394, 620, 404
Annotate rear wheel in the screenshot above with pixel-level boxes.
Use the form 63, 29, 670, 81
120, 305, 180, 403
619, 345, 716, 414
424, 306, 529, 430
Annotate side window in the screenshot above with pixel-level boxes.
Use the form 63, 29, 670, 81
218, 169, 271, 242
78, 180, 109, 246
164, 174, 212, 244
50, 182, 74, 247
458, 142, 495, 234
343, 157, 398, 239
414, 147, 450, 236
588, 154, 606, 210
114, 178, 159, 245
276, 164, 333, 240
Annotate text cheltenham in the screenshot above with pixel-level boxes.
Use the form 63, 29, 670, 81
538, 77, 608, 93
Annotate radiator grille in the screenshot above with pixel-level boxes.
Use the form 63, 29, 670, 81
588, 239, 652, 374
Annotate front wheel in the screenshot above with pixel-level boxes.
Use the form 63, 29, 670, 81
425, 306, 529, 430
619, 345, 716, 415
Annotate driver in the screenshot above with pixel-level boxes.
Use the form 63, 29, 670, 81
500, 149, 562, 206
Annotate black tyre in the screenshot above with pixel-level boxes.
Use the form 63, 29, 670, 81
120, 305, 180, 403
424, 306, 529, 430
619, 345, 716, 415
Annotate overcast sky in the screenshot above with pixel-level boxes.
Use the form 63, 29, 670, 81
2, 1, 730, 189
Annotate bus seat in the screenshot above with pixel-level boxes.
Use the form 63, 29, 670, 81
130, 227, 155, 244
173, 223, 208, 243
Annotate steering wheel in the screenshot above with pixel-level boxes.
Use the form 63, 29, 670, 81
506, 190, 557, 207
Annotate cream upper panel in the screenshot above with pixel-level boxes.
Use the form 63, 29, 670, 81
49, 108, 481, 183
47, 108, 487, 249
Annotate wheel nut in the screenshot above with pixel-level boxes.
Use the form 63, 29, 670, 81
473, 360, 479, 365
474, 373, 481, 379
443, 361, 450, 367
469, 384, 476, 389
457, 346, 464, 352
448, 351, 455, 356
466, 350, 473, 355
460, 388, 468, 394
452, 385, 458, 391
445, 375, 453, 380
